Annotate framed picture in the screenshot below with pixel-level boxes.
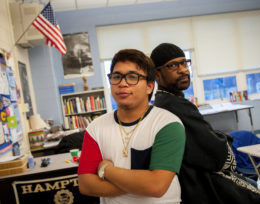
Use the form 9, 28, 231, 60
62, 32, 94, 79
18, 62, 33, 118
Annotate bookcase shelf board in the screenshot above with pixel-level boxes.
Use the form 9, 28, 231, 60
65, 109, 107, 116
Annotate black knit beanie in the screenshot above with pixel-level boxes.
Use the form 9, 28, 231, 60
150, 43, 185, 68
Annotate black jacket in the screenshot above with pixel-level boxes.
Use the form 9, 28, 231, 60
154, 87, 260, 204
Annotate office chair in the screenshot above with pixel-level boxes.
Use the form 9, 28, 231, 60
228, 130, 260, 180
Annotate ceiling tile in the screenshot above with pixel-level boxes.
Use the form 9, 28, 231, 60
77, 0, 107, 9
108, 0, 136, 7
137, 0, 178, 4
51, 0, 76, 11
137, 0, 163, 3
47, 0, 179, 11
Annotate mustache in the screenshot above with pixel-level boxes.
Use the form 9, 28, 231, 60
176, 74, 190, 82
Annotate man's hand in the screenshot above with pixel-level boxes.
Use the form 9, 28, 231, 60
78, 159, 125, 197
98, 160, 114, 173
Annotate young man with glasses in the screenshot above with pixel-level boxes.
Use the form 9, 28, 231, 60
78, 49, 186, 204
150, 43, 260, 203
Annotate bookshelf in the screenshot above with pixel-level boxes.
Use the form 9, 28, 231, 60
60, 89, 107, 130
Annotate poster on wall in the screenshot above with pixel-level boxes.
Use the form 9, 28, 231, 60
18, 62, 33, 118
62, 32, 94, 79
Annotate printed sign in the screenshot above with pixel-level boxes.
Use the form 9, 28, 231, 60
13, 174, 79, 204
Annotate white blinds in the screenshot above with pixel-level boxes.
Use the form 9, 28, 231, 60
97, 10, 260, 75
97, 23, 146, 59
237, 11, 260, 70
96, 18, 193, 59
192, 14, 239, 75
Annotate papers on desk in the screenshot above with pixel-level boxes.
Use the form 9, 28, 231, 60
0, 155, 23, 163
199, 102, 253, 115
43, 139, 61, 149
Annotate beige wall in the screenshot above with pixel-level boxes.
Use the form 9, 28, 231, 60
0, 0, 37, 158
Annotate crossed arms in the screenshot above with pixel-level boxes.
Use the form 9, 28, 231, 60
78, 160, 175, 198
78, 121, 185, 198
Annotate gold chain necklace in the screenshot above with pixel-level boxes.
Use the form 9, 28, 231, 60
156, 89, 175, 96
118, 107, 149, 157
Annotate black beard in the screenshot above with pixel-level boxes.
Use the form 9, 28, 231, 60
168, 74, 190, 94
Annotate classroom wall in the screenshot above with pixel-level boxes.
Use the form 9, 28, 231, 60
0, 0, 36, 158
28, 0, 260, 125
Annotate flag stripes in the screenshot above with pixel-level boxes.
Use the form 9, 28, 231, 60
32, 2, 66, 55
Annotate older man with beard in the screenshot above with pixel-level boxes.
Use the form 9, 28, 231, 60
150, 43, 260, 204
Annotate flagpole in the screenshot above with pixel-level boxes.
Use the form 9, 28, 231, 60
9, 1, 51, 53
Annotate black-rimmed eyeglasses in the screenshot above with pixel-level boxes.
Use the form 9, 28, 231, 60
107, 72, 148, 85
156, 59, 191, 71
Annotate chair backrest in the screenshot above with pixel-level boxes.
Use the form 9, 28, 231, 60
54, 130, 85, 154
228, 130, 260, 169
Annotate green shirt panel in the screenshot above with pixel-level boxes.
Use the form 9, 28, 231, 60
149, 122, 185, 174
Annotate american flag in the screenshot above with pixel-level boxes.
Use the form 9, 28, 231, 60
32, 2, 67, 55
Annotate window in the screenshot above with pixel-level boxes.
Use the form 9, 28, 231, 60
185, 51, 193, 78
103, 60, 118, 110
203, 76, 237, 100
184, 81, 194, 99
104, 60, 111, 89
246, 72, 260, 94
183, 51, 194, 99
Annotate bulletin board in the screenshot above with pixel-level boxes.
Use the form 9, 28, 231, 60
0, 52, 23, 156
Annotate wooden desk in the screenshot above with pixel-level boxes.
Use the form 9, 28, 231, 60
237, 144, 260, 179
0, 153, 98, 204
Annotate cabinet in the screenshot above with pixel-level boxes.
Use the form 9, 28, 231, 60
60, 89, 107, 129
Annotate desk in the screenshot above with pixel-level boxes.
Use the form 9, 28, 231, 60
237, 144, 260, 179
199, 103, 254, 132
0, 153, 78, 179
0, 153, 98, 204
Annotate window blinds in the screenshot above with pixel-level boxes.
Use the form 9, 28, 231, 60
97, 10, 260, 75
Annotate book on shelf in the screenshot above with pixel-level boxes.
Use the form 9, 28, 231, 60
69, 98, 74, 114
59, 83, 75, 94
64, 116, 70, 129
64, 96, 106, 116
61, 89, 107, 130
59, 83, 75, 87
64, 114, 103, 130
66, 100, 70, 114
80, 98, 85, 112
90, 96, 95, 111
230, 90, 248, 102
76, 97, 82, 113
86, 97, 91, 112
